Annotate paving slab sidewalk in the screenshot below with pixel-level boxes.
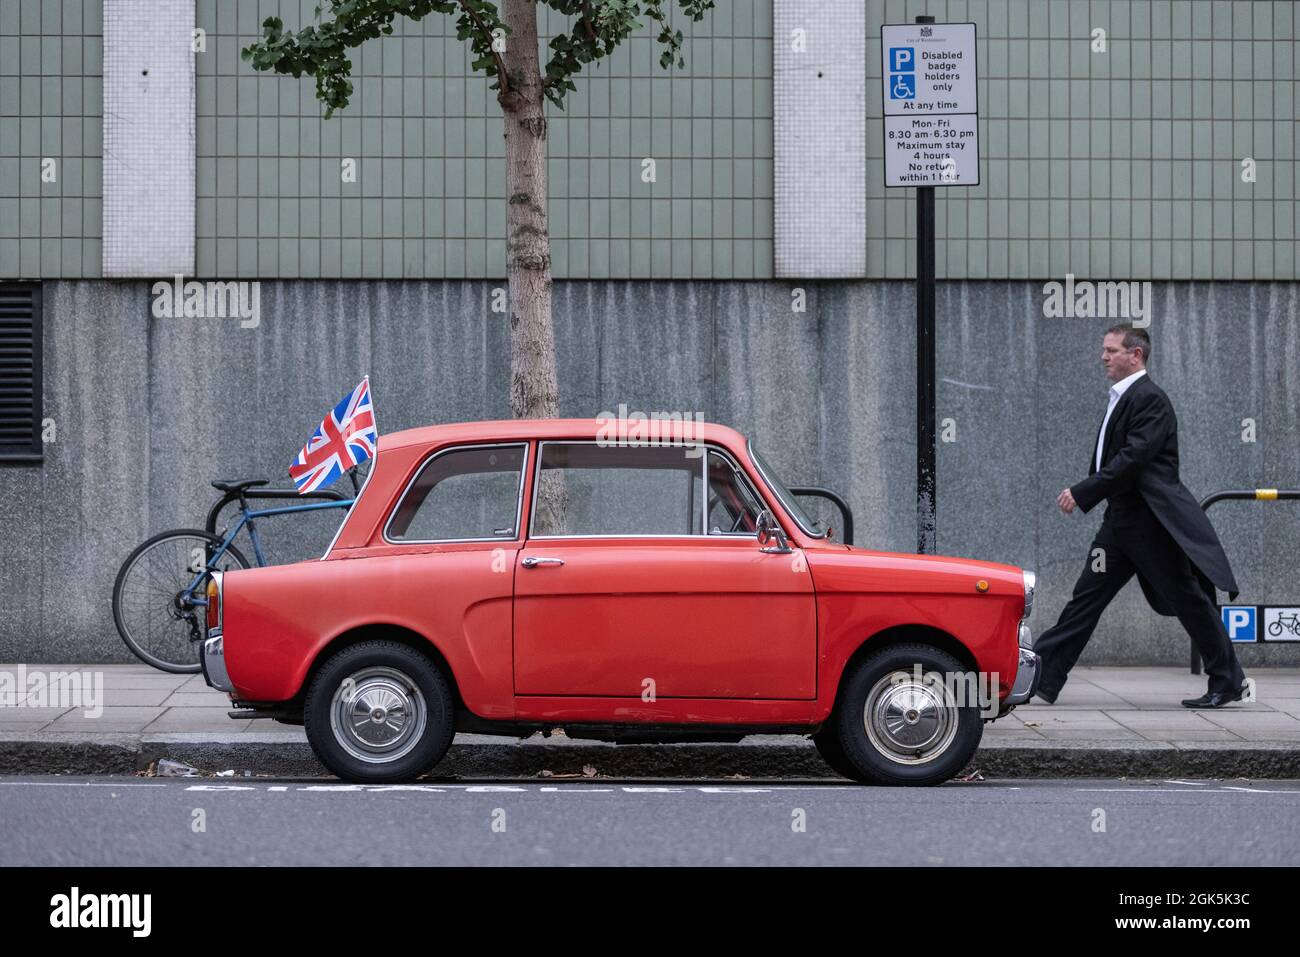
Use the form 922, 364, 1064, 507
2, 664, 1299, 779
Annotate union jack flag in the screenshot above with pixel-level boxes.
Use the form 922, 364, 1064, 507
288, 377, 377, 494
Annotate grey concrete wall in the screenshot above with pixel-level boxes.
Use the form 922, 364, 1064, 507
1, 278, 1298, 667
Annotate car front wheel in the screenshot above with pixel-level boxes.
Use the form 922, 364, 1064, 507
834, 643, 984, 786
304, 641, 455, 783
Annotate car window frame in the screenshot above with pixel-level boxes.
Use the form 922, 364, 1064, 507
381, 441, 530, 545
747, 439, 828, 539
526, 440, 774, 541
703, 447, 767, 537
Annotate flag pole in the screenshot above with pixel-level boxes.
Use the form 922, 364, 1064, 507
355, 374, 374, 495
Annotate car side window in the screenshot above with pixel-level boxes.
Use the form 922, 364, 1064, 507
386, 444, 526, 542
704, 450, 763, 535
531, 443, 700, 536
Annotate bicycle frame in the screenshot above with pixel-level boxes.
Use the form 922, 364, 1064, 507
182, 498, 355, 606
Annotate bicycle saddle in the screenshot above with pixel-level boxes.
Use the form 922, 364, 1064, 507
211, 479, 270, 493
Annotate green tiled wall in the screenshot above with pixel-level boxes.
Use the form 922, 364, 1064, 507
3, 1, 1299, 280
194, 0, 774, 279
868, 0, 1299, 279
0, 0, 102, 278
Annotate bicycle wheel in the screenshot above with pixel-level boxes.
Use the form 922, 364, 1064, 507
112, 529, 251, 674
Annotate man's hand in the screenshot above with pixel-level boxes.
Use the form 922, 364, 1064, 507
1057, 488, 1077, 514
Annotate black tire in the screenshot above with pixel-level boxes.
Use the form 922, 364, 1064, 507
112, 529, 251, 674
832, 643, 984, 786
811, 727, 860, 780
304, 641, 455, 783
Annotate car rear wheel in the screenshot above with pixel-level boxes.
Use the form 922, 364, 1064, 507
304, 641, 455, 783
833, 643, 984, 786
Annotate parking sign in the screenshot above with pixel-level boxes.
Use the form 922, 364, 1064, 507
889, 47, 914, 72
881, 22, 979, 187
1221, 606, 1257, 642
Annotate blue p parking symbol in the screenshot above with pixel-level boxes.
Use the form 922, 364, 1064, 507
1221, 606, 1256, 642
890, 47, 915, 72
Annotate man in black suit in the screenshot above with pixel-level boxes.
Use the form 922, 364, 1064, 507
1033, 323, 1248, 709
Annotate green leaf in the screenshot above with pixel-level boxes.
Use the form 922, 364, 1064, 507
243, 0, 712, 114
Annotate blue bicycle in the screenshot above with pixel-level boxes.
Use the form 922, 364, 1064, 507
112, 478, 357, 673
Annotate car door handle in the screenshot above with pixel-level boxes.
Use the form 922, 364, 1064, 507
521, 556, 565, 568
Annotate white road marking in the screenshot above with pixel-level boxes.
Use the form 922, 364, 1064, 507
173, 783, 853, 794
0, 781, 167, 788
9, 779, 1297, 797
1076, 787, 1300, 794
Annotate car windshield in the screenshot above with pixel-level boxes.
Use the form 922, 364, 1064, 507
747, 441, 826, 538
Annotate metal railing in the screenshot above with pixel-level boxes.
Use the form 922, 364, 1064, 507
1192, 488, 1300, 674
789, 486, 854, 546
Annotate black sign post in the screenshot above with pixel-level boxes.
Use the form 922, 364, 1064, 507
914, 14, 937, 555
882, 14, 978, 554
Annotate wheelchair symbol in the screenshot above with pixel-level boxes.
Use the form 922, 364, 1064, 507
891, 73, 916, 99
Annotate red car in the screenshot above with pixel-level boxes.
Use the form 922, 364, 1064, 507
201, 418, 1040, 785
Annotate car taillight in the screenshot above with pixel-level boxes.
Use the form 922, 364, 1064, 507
206, 575, 221, 633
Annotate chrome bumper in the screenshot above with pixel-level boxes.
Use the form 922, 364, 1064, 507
201, 635, 233, 693
998, 616, 1040, 707
1004, 645, 1041, 707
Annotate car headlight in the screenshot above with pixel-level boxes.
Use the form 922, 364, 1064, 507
1021, 570, 1035, 620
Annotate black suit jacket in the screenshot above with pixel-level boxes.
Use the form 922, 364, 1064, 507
1070, 373, 1239, 613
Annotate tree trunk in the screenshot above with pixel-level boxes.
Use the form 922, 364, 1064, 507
499, 0, 559, 421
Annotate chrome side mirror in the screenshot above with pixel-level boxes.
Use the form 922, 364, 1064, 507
756, 509, 792, 554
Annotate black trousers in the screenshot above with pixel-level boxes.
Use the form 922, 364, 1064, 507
1034, 512, 1246, 697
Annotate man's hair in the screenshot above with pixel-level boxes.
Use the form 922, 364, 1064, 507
1106, 323, 1151, 363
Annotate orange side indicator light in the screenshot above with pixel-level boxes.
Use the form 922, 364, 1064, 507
975, 579, 989, 593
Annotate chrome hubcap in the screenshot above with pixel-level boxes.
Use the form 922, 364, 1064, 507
330, 667, 427, 764
863, 670, 959, 766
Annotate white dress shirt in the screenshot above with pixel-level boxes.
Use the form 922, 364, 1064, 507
1095, 369, 1147, 470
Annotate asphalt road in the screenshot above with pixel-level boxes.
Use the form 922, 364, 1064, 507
2, 776, 1298, 866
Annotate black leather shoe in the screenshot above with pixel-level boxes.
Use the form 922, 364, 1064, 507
1033, 686, 1058, 705
1181, 688, 1244, 709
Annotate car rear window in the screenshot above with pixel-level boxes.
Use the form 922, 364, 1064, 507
386, 444, 526, 542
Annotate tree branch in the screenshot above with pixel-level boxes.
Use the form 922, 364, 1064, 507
457, 0, 511, 94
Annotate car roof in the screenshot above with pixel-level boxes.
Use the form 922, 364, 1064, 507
377, 418, 749, 451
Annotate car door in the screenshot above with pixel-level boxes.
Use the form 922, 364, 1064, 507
512, 441, 817, 699
379, 442, 530, 709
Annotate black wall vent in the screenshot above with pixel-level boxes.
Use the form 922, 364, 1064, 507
0, 282, 43, 463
